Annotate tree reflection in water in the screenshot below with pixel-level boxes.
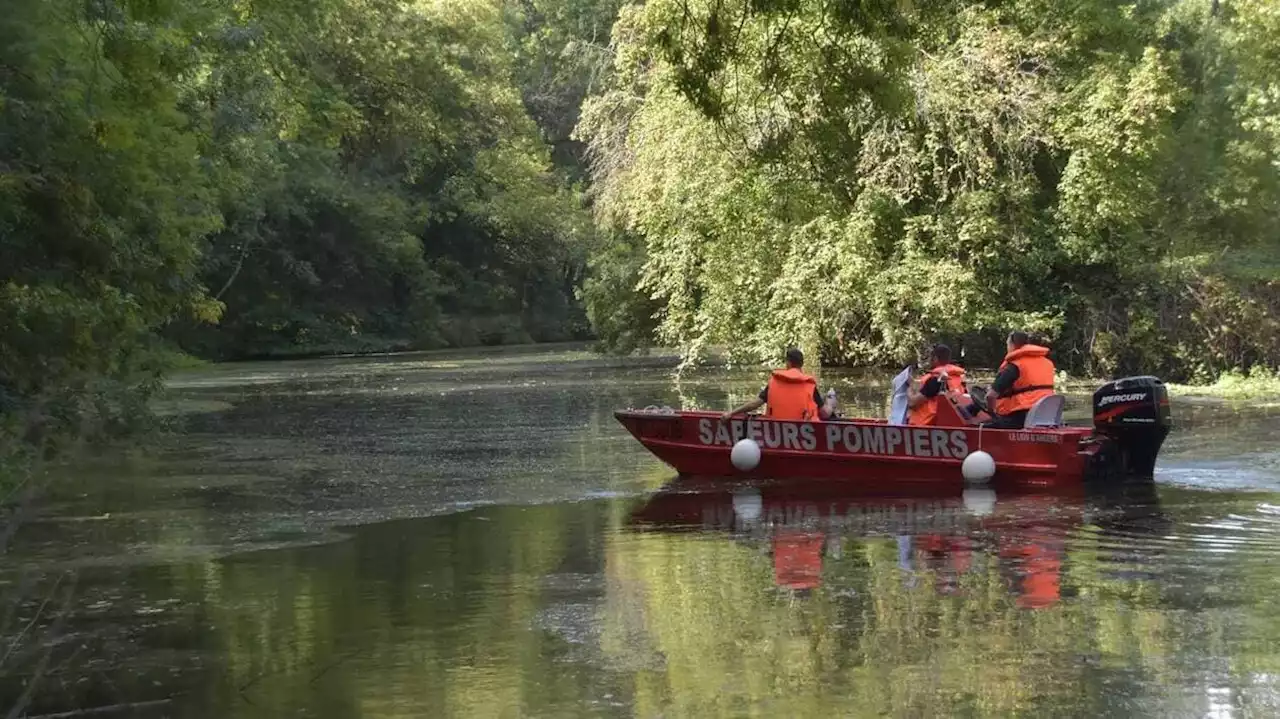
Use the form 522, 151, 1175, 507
11, 475, 1280, 718
612, 477, 1243, 717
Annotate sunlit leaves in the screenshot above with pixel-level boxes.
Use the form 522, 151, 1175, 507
580, 0, 1280, 378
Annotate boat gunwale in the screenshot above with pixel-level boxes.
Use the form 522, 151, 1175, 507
613, 409, 1094, 438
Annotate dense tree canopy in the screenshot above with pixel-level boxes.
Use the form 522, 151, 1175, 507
579, 0, 1280, 379
2, 0, 1280, 444
1, 0, 606, 441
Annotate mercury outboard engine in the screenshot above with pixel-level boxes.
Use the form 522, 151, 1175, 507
1092, 376, 1171, 477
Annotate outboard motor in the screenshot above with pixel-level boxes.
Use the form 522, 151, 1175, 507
1092, 376, 1172, 477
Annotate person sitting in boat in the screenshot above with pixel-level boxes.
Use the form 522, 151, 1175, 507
907, 344, 970, 426
982, 331, 1056, 428
721, 347, 835, 421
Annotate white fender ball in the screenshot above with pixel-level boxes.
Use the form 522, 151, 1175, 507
731, 438, 762, 472
962, 450, 996, 482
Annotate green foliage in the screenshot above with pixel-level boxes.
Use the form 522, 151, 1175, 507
1169, 366, 1280, 400
579, 0, 1280, 379
2, 0, 621, 445
515, 0, 629, 177
7, 0, 1279, 450
1, 0, 218, 447
182, 0, 597, 359
579, 228, 660, 353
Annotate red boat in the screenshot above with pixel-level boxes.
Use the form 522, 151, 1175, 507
616, 376, 1171, 490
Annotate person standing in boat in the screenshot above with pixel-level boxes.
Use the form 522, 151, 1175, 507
982, 331, 1056, 428
907, 344, 970, 426
721, 347, 836, 421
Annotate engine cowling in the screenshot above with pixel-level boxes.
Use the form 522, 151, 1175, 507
1092, 376, 1171, 477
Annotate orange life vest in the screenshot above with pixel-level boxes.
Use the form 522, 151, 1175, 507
993, 345, 1055, 416
765, 367, 820, 421
908, 363, 967, 426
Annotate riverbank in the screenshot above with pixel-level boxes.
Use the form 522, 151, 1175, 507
160, 344, 1280, 401
1167, 368, 1280, 401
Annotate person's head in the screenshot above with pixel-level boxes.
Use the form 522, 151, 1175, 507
1007, 331, 1030, 353
785, 347, 805, 369
929, 344, 952, 368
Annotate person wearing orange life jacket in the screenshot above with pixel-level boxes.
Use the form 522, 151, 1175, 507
907, 344, 969, 426
721, 347, 835, 421
982, 331, 1056, 429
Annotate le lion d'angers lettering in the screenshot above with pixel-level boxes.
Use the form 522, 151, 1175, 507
697, 418, 970, 459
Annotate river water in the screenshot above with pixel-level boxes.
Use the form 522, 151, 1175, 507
5, 347, 1280, 717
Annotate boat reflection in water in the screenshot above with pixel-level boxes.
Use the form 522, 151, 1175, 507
629, 477, 1164, 609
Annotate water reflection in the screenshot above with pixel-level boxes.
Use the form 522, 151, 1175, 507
610, 479, 1261, 717
10, 348, 1280, 717
11, 477, 1280, 717
629, 479, 1106, 609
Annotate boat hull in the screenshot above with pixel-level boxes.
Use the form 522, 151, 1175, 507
615, 410, 1099, 490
